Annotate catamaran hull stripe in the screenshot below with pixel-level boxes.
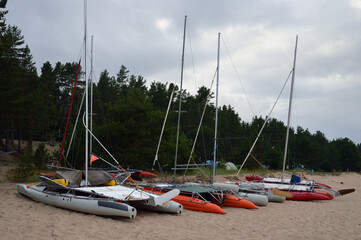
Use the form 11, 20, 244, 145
98, 201, 130, 211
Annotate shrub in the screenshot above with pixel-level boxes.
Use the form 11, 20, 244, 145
10, 149, 35, 182
10, 144, 50, 182
33, 143, 50, 169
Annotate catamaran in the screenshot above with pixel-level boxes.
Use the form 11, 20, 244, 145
237, 36, 353, 200
17, 0, 183, 218
147, 19, 259, 212
17, 172, 182, 218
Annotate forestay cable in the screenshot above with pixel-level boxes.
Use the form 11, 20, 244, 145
221, 35, 255, 118
82, 113, 140, 189
236, 69, 293, 175
183, 68, 217, 175
152, 86, 175, 169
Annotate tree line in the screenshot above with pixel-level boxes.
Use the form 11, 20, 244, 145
1, 8, 360, 172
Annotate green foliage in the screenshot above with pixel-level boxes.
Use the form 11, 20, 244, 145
0, 11, 57, 143
148, 81, 174, 110
329, 138, 361, 171
97, 69, 119, 105
10, 143, 51, 182
33, 143, 51, 169
11, 148, 36, 182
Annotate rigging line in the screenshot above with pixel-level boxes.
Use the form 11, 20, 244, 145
282, 35, 298, 183
212, 32, 221, 185
81, 112, 141, 189
65, 88, 85, 160
55, 40, 84, 150
250, 153, 267, 169
218, 82, 236, 163
77, 41, 85, 66
156, 160, 169, 183
66, 74, 85, 155
62, 154, 74, 169
224, 106, 235, 162
236, 69, 293, 175
50, 54, 82, 145
50, 100, 65, 143
152, 86, 175, 169
90, 77, 113, 154
197, 101, 208, 163
186, 18, 201, 94
183, 67, 217, 175
186, 22, 208, 164
221, 35, 255, 118
257, 137, 264, 164
174, 15, 187, 182
290, 70, 299, 166
73, 127, 84, 167
58, 59, 81, 166
56, 57, 82, 145
183, 99, 209, 176
90, 153, 123, 176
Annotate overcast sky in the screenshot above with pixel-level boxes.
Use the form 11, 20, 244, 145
5, 0, 361, 144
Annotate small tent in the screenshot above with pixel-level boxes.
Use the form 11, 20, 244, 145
224, 162, 237, 170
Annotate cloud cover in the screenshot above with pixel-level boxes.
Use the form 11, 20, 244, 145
5, 0, 361, 144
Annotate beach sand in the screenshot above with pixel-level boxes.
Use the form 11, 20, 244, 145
0, 170, 360, 240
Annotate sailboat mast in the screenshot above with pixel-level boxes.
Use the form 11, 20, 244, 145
174, 15, 187, 182
212, 32, 221, 184
90, 35, 93, 159
281, 35, 298, 183
84, 0, 89, 185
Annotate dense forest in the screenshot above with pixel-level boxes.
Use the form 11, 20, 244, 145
1, 7, 360, 173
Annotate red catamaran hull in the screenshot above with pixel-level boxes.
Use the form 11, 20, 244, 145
286, 191, 333, 201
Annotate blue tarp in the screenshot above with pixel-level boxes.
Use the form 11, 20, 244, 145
290, 174, 301, 184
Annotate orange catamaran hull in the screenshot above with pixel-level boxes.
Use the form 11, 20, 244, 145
143, 188, 225, 214
212, 194, 258, 209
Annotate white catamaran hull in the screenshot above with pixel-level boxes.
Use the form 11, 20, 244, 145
212, 183, 269, 206
262, 182, 313, 192
130, 199, 183, 214
237, 192, 269, 206
74, 185, 183, 214
265, 190, 286, 203
17, 184, 137, 219
261, 177, 315, 186
213, 182, 285, 204
237, 182, 286, 203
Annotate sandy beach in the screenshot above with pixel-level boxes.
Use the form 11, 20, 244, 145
0, 170, 360, 240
